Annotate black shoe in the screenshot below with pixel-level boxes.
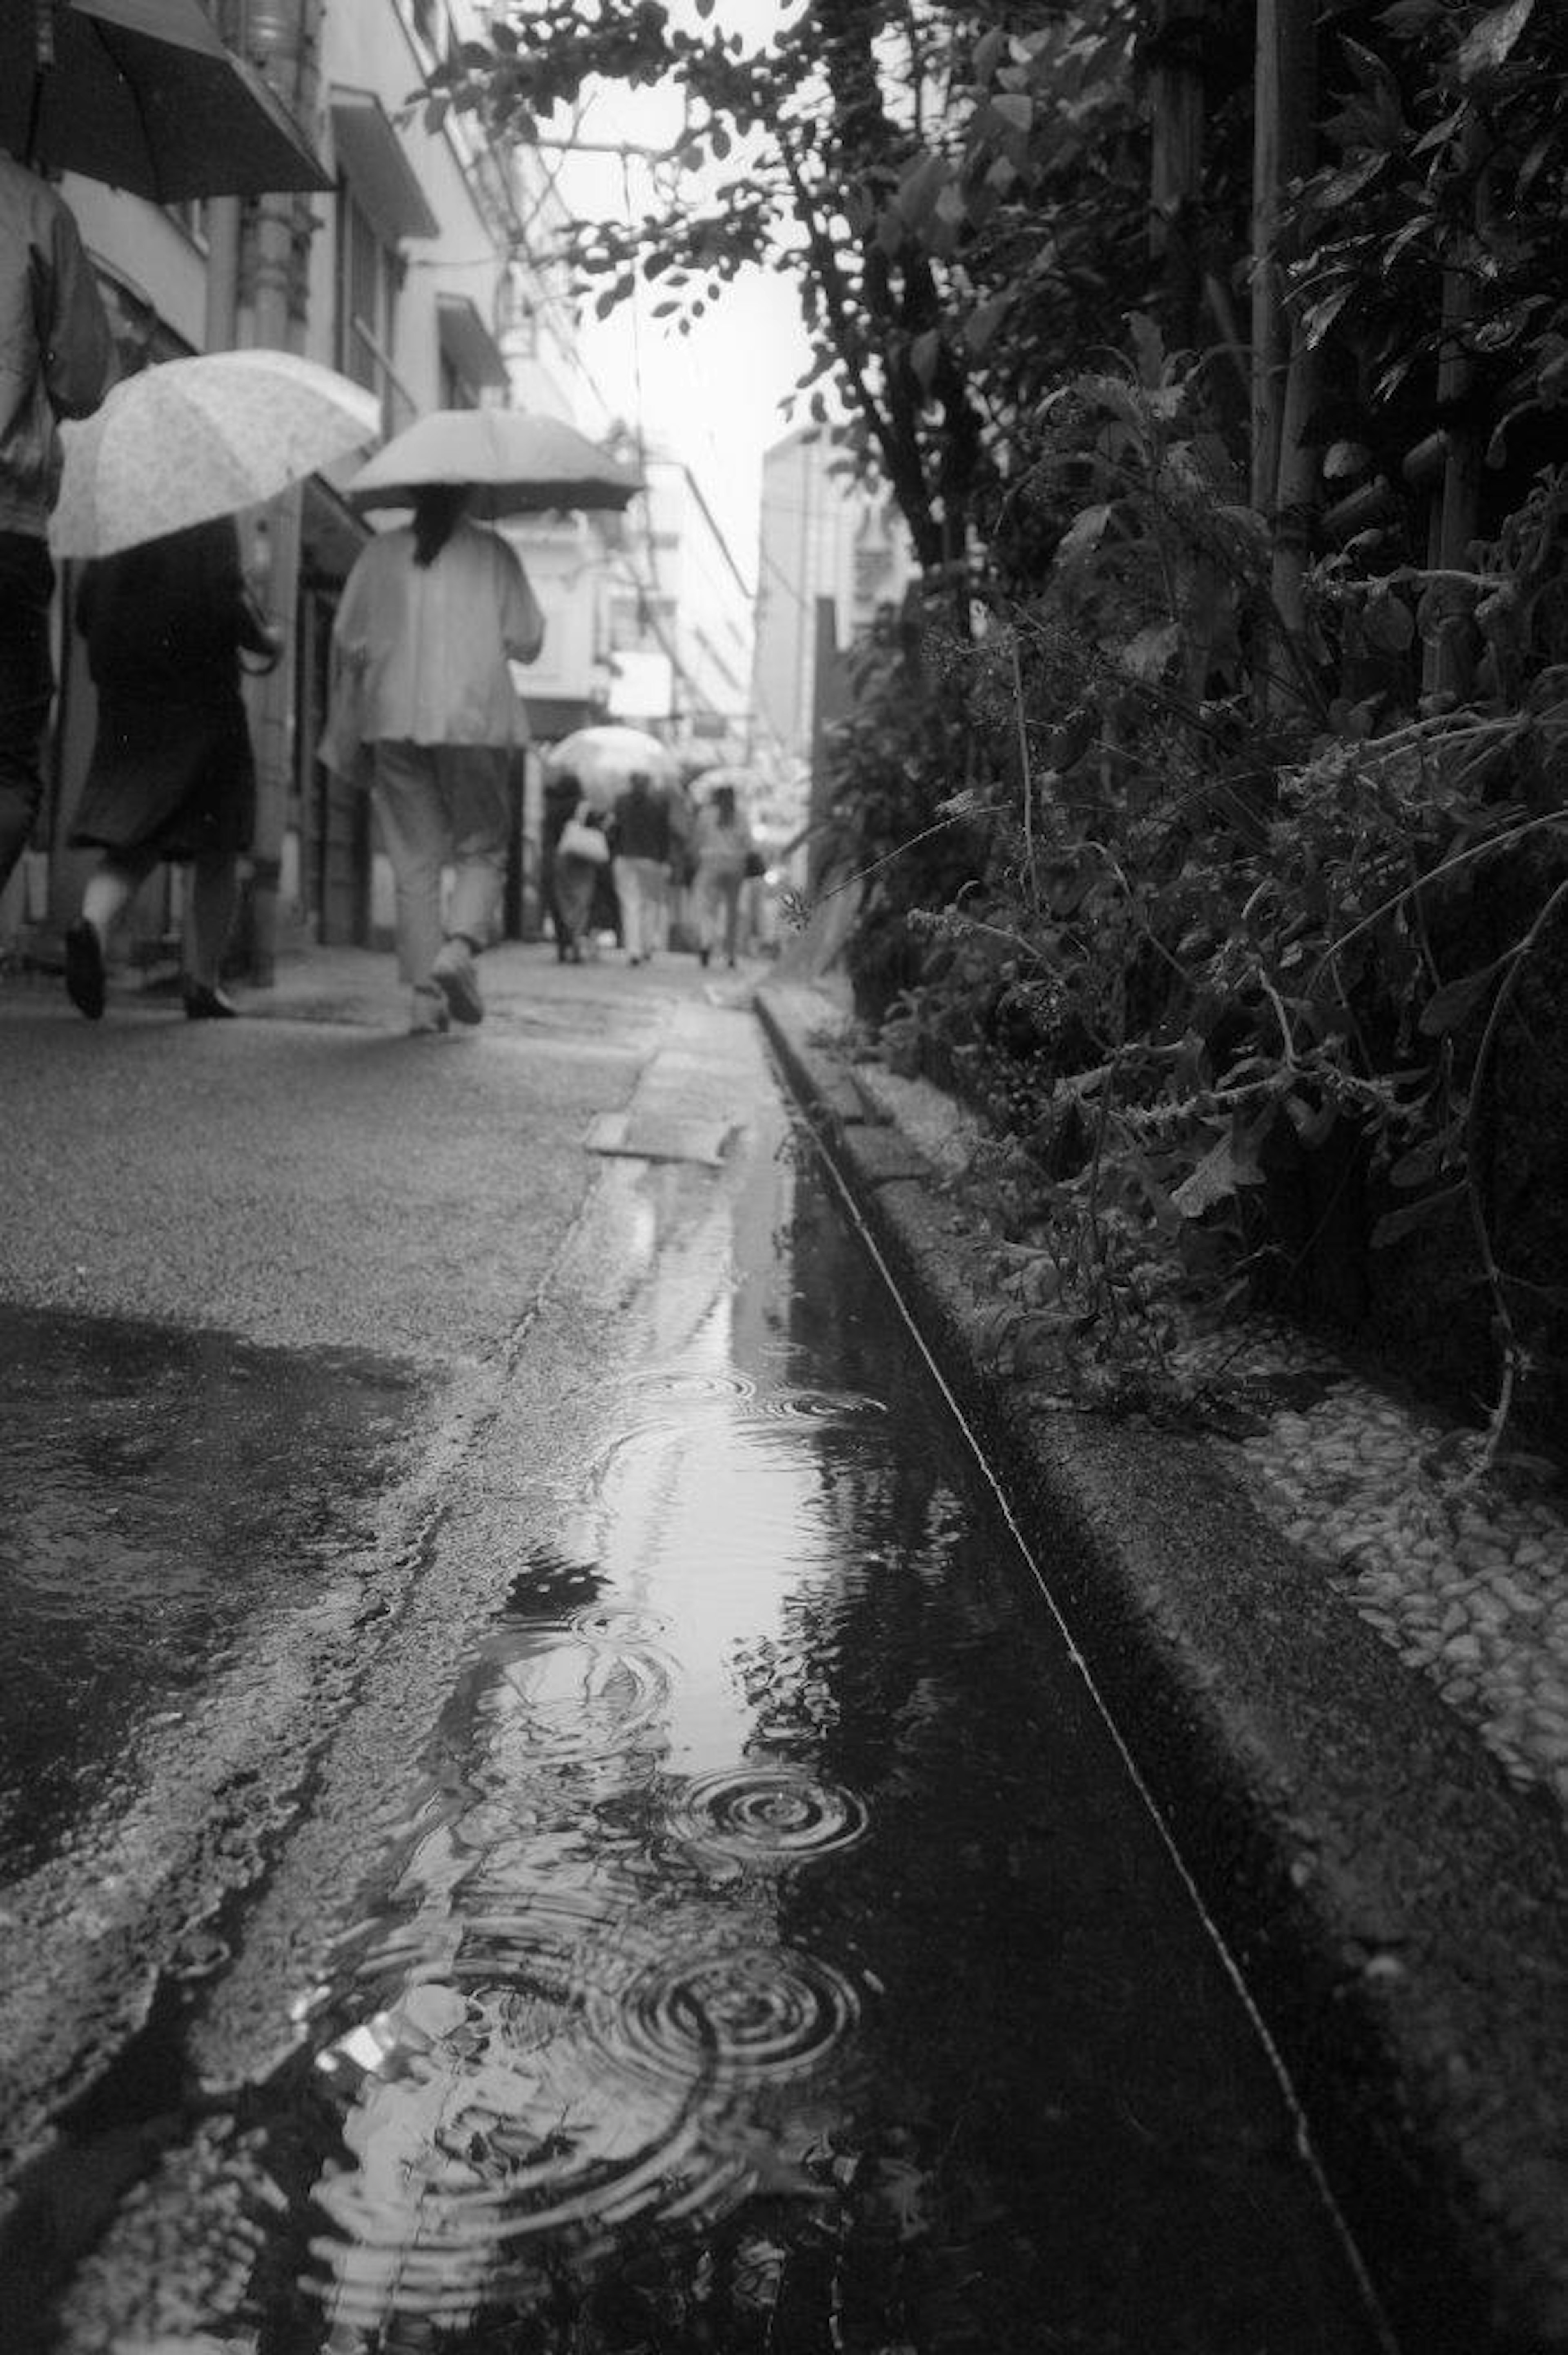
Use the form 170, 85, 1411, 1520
183, 981, 240, 1020
64, 919, 105, 1019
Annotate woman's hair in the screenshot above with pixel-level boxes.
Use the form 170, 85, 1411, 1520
411, 484, 470, 568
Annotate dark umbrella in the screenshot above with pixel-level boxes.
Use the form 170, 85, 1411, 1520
7, 0, 332, 202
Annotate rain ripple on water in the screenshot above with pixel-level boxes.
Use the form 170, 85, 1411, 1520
294, 1370, 880, 2328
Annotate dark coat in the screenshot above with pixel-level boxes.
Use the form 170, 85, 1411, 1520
70, 515, 270, 862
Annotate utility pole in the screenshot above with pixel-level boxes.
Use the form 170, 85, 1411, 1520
230, 0, 325, 982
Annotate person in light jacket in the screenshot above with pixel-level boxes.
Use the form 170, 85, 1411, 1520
690, 783, 757, 970
332, 484, 544, 1033
0, 153, 114, 903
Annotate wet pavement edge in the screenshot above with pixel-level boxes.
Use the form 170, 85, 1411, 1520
756, 979, 1568, 2355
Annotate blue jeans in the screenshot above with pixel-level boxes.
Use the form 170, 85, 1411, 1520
0, 533, 56, 894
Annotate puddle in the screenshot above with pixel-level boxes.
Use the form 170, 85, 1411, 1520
47, 1126, 1385, 2352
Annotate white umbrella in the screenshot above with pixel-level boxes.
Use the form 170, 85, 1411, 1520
543, 725, 679, 811
51, 349, 382, 560
346, 409, 644, 519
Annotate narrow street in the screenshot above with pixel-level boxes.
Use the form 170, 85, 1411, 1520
0, 945, 1387, 2352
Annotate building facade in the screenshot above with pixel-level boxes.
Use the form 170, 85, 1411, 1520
3, 0, 773, 970
4, 1, 592, 966
751, 425, 913, 856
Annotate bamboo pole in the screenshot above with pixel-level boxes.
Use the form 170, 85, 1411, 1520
1252, 0, 1317, 712
1423, 118, 1488, 704
1250, 0, 1316, 516
1149, 0, 1207, 348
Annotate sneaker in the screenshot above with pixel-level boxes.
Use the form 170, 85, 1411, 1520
64, 918, 105, 1019
408, 985, 450, 1036
431, 937, 483, 1025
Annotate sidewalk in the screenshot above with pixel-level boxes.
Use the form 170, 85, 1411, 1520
756, 977, 1568, 2355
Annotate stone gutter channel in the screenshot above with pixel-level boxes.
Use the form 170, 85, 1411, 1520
756, 978, 1568, 2355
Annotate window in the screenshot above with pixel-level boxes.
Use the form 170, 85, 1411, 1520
335, 186, 398, 400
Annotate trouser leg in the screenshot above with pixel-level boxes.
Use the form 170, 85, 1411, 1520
720, 872, 743, 962
613, 855, 645, 958
187, 850, 240, 989
371, 740, 445, 986
437, 743, 510, 952
694, 868, 716, 952
0, 536, 56, 896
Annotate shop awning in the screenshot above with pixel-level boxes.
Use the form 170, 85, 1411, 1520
437, 294, 509, 396
329, 88, 438, 241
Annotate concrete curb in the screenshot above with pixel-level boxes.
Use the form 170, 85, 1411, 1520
757, 979, 1568, 2355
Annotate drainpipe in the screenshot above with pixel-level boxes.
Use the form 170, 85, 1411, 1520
204, 199, 242, 353
233, 0, 325, 983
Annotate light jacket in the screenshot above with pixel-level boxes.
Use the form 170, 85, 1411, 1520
693, 804, 756, 879
333, 517, 544, 747
0, 154, 114, 538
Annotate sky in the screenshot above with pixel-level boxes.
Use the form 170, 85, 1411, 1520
536, 49, 814, 584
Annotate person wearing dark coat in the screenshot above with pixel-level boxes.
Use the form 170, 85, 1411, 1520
542, 768, 583, 960
63, 512, 279, 1020
610, 769, 673, 965
0, 154, 114, 904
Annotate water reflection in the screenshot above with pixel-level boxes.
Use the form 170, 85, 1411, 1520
288, 1358, 889, 2339
230, 1153, 1378, 2354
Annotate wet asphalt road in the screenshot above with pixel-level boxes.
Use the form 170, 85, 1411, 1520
0, 945, 1389, 2351
0, 947, 700, 2182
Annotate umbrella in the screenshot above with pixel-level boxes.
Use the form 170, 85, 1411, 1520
544, 725, 678, 811
50, 349, 382, 560
346, 409, 645, 519
7, 0, 333, 202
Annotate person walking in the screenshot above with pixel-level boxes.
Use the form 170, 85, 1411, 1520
541, 767, 582, 961
549, 778, 612, 962
0, 152, 115, 907
690, 782, 757, 970
63, 513, 281, 1020
331, 484, 543, 1033
610, 769, 673, 966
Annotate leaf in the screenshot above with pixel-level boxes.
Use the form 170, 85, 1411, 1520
1388, 1136, 1446, 1188
1120, 620, 1180, 681
991, 93, 1035, 134
974, 26, 1007, 81
1323, 439, 1371, 481
1370, 1185, 1467, 1248
1312, 153, 1388, 210
1361, 590, 1415, 655
1054, 503, 1113, 564
965, 293, 1012, 355
1457, 0, 1536, 79
1285, 1095, 1339, 1149
1171, 1128, 1265, 1220
1303, 282, 1357, 349
1418, 961, 1503, 1035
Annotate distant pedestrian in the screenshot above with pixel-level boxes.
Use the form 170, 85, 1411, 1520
541, 768, 581, 961
550, 780, 613, 962
691, 783, 757, 970
332, 484, 544, 1033
0, 153, 114, 907
64, 513, 281, 1020
611, 769, 673, 966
